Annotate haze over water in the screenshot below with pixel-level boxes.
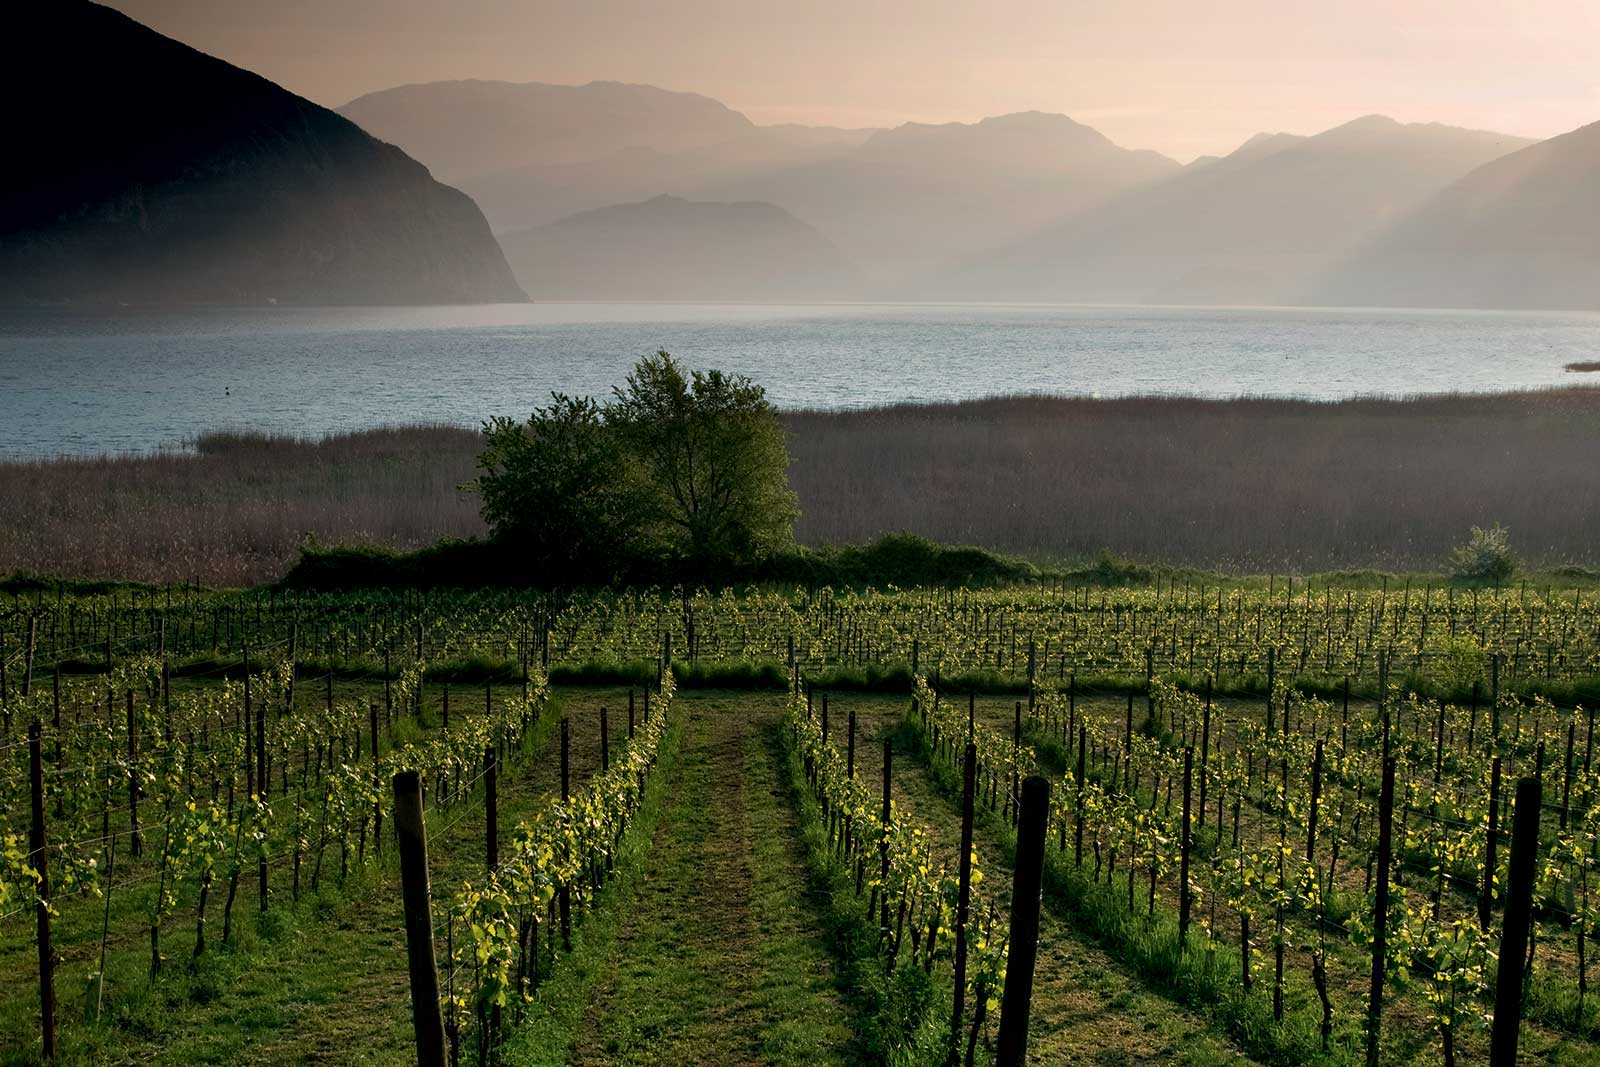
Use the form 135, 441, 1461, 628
2, 301, 1597, 457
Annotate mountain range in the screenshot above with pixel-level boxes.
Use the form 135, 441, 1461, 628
337, 78, 1599, 308
339, 81, 875, 235
1, 2, 523, 306
342, 85, 1183, 287
1316, 119, 1600, 310
8, 8, 1597, 311
937, 115, 1536, 305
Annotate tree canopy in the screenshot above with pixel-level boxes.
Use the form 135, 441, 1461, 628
473, 352, 797, 582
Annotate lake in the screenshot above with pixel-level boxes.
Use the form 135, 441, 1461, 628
2, 301, 1597, 456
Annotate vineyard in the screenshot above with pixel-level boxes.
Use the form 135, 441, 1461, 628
3, 580, 1600, 1065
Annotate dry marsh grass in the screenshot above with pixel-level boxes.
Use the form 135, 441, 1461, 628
0, 424, 483, 586
785, 389, 1600, 571
3, 390, 1598, 584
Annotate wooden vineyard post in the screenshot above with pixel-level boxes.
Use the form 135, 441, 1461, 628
370, 704, 383, 855
1490, 654, 1501, 738
1011, 701, 1022, 827
392, 771, 447, 1067
628, 689, 635, 740
949, 742, 977, 1067
1308, 740, 1323, 863
125, 689, 140, 857
1074, 725, 1087, 867
880, 737, 892, 932
1145, 644, 1155, 723
1469, 680, 1480, 752
995, 775, 1051, 1067
560, 717, 571, 951
1366, 756, 1396, 1067
1066, 673, 1075, 749
23, 615, 36, 706
1265, 646, 1276, 735
484, 746, 498, 874
1199, 678, 1211, 833
1342, 676, 1351, 751
258, 671, 269, 914
847, 708, 856, 780
1480, 757, 1501, 930
51, 666, 61, 820
1179, 746, 1193, 949
601, 707, 609, 773
1561, 722, 1576, 830
1491, 777, 1543, 1067
30, 720, 56, 1061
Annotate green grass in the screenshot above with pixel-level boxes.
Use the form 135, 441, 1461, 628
775, 717, 954, 1067
496, 709, 688, 1067
0, 685, 590, 1067
506, 693, 863, 1066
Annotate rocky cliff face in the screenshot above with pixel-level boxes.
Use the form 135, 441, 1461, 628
0, 2, 525, 306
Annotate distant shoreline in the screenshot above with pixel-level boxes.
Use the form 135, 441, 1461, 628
6, 384, 1599, 464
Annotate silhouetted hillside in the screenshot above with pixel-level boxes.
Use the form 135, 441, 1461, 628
0, 2, 525, 306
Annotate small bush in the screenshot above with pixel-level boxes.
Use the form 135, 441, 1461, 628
1450, 524, 1517, 585
280, 532, 1037, 591
1068, 548, 1153, 586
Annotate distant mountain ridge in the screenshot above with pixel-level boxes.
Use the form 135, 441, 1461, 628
338, 80, 875, 234
339, 79, 760, 182
688, 110, 1184, 286
1, 2, 524, 306
936, 115, 1534, 305
499, 195, 854, 300
337, 83, 1181, 287
345, 78, 1596, 308
1316, 119, 1600, 309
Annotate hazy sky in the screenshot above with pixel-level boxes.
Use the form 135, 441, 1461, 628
110, 0, 1600, 160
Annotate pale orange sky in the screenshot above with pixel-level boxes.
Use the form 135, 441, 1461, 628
110, 0, 1600, 160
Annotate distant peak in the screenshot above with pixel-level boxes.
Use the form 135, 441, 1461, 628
1224, 130, 1304, 162
979, 110, 1092, 129
1337, 114, 1403, 132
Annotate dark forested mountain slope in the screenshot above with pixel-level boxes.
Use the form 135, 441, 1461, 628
1, 2, 525, 306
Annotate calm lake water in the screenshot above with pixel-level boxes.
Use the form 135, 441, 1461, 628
2, 302, 1597, 456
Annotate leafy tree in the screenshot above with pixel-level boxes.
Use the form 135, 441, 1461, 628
609, 351, 799, 571
1449, 524, 1516, 585
473, 395, 642, 580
